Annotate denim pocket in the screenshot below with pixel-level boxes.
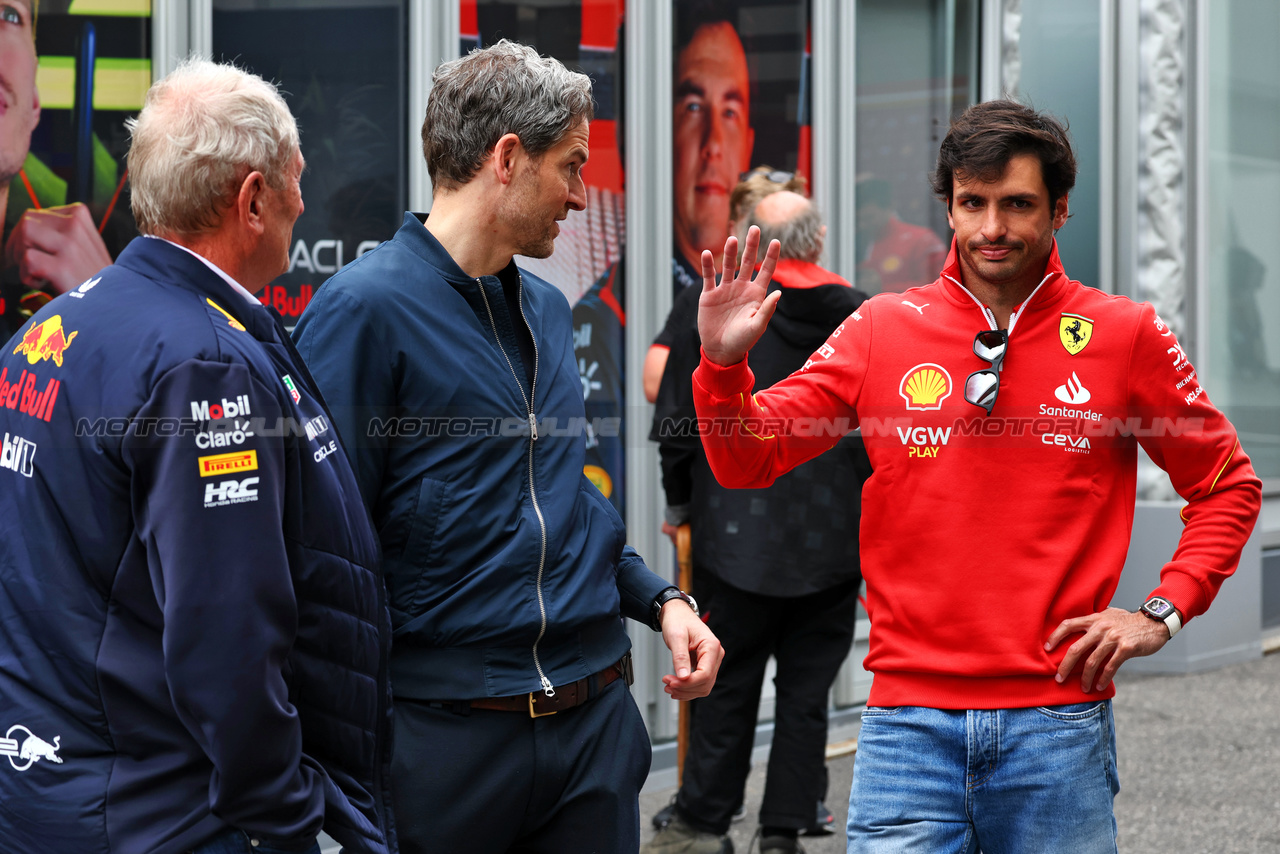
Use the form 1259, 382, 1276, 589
1035, 701, 1106, 722
860, 705, 903, 718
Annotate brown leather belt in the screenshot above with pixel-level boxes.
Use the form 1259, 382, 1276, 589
463, 654, 634, 718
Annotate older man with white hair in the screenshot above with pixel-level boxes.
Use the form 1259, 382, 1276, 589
0, 60, 395, 854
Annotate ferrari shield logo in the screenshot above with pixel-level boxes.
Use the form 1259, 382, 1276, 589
1059, 314, 1094, 355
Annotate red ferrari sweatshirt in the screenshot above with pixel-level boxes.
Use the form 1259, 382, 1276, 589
693, 242, 1261, 709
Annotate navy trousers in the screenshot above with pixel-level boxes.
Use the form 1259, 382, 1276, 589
391, 676, 651, 854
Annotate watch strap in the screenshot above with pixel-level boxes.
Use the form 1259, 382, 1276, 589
651, 586, 698, 631
1140, 596, 1182, 638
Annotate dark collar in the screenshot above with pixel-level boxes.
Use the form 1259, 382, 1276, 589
113, 236, 280, 341
400, 211, 521, 284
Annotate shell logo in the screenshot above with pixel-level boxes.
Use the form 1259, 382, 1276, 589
583, 464, 613, 499
898, 363, 953, 410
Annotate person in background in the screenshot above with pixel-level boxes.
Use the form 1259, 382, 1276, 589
644, 191, 870, 854
1, 0, 112, 339
573, 0, 759, 509
294, 40, 723, 854
0, 59, 395, 854
854, 177, 945, 294
692, 99, 1260, 852
645, 167, 807, 404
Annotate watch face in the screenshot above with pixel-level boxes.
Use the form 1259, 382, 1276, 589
1144, 597, 1173, 618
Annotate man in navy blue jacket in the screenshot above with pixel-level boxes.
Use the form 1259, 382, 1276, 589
295, 40, 723, 854
0, 60, 396, 854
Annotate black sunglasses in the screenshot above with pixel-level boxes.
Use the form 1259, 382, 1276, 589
964, 329, 1008, 415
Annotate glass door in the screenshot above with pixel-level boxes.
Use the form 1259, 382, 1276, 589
854, 0, 978, 296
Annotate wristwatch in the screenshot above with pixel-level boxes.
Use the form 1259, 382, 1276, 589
651, 587, 699, 631
1139, 596, 1182, 638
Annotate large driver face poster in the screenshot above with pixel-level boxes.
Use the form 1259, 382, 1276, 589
464, 0, 810, 515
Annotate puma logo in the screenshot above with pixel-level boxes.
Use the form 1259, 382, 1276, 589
902, 301, 929, 315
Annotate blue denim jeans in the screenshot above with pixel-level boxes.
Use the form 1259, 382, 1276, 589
847, 702, 1119, 854
190, 828, 321, 854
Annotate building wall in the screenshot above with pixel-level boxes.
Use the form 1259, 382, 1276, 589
144, 0, 1279, 748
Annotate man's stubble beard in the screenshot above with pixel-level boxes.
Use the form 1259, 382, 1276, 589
504, 169, 558, 260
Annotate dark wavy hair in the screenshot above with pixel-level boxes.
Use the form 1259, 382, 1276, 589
675, 0, 736, 52
930, 100, 1077, 211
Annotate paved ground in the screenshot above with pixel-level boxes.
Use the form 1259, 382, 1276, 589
640, 650, 1280, 853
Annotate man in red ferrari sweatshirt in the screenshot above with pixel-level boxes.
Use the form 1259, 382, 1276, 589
691, 100, 1261, 852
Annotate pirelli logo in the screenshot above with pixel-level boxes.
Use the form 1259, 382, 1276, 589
197, 450, 258, 478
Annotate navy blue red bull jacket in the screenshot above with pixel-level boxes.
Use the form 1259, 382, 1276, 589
0, 237, 396, 854
294, 213, 671, 702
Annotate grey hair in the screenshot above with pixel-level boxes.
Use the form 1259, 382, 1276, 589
745, 198, 825, 263
422, 39, 594, 192
126, 58, 300, 237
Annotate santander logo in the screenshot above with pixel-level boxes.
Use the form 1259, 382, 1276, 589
1054, 372, 1091, 405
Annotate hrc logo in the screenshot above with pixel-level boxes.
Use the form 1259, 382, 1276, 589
899, 364, 953, 411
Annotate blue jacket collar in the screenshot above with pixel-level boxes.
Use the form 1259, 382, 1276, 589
114, 236, 280, 341
396, 211, 524, 285
396, 212, 475, 283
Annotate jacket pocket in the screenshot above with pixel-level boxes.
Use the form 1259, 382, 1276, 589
396, 475, 449, 614
403, 475, 447, 558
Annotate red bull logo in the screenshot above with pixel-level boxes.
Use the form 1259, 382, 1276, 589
0, 368, 61, 422
12, 315, 78, 368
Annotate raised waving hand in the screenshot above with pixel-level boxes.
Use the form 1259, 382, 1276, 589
697, 226, 782, 366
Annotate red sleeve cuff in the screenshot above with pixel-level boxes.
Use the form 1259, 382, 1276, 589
692, 347, 753, 403
1148, 569, 1212, 622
